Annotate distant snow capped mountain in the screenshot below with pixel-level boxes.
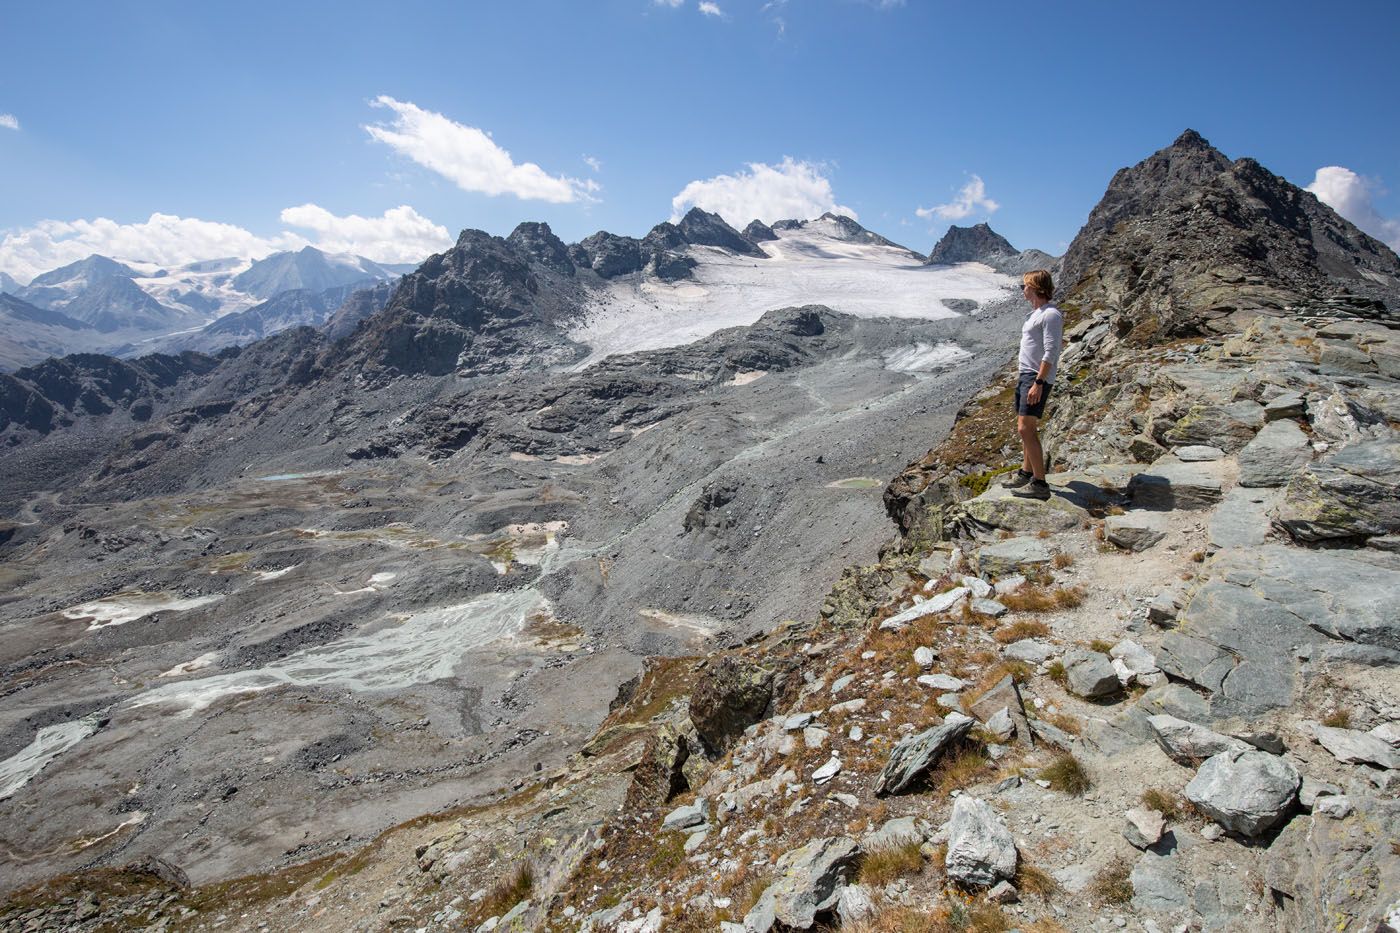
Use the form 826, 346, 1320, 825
232, 246, 410, 299
0, 293, 104, 370
925, 222, 1059, 276
16, 255, 199, 334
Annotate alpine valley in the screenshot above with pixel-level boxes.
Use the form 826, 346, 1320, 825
2, 132, 1399, 933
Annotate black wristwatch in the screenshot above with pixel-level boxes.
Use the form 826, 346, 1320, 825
1034, 378, 1048, 386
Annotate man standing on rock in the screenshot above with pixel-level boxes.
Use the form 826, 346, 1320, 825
1005, 269, 1063, 500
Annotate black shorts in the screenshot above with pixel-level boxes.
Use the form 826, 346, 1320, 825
1015, 371, 1053, 418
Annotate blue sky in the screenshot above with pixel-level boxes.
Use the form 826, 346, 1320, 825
2, 0, 1398, 280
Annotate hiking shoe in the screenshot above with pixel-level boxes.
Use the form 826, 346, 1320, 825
1003, 469, 1034, 489
1010, 479, 1051, 501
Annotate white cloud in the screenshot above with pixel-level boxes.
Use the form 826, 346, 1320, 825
583, 154, 602, 173
1306, 165, 1400, 251
365, 95, 598, 204
699, 1, 724, 15
654, 0, 684, 6
0, 205, 452, 283
671, 158, 856, 227
0, 214, 304, 283
916, 174, 999, 221
279, 204, 452, 264
0, 114, 18, 130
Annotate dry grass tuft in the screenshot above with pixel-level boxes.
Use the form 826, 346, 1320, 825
1016, 861, 1062, 899
1190, 550, 1206, 563
1052, 552, 1074, 569
1000, 584, 1084, 613
1045, 660, 1068, 686
1140, 787, 1195, 822
478, 861, 534, 921
1041, 753, 1091, 795
858, 840, 925, 885
1045, 712, 1082, 735
1321, 709, 1351, 729
993, 619, 1051, 643
1086, 639, 1114, 655
846, 901, 1011, 933
931, 742, 995, 796
1089, 857, 1134, 905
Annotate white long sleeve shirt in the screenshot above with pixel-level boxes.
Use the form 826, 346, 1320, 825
1018, 304, 1064, 383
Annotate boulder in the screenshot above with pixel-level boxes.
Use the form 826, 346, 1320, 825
626, 721, 694, 807
1238, 419, 1311, 487
962, 488, 1086, 534
944, 796, 1018, 887
861, 816, 923, 851
916, 673, 966, 692
1307, 722, 1400, 770
1123, 807, 1166, 849
875, 713, 974, 796
835, 884, 874, 925
1105, 511, 1171, 551
1062, 647, 1120, 698
971, 598, 1007, 617
662, 797, 709, 831
742, 836, 861, 931
689, 656, 774, 754
975, 538, 1052, 577
1002, 638, 1056, 664
1276, 436, 1400, 543
968, 674, 1031, 746
1265, 794, 1400, 931
1147, 714, 1251, 764
1184, 748, 1300, 837
913, 646, 936, 668
1127, 456, 1224, 510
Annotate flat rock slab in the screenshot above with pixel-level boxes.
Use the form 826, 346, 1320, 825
1208, 487, 1279, 551
1002, 639, 1056, 664
1154, 545, 1400, 717
875, 713, 973, 796
944, 795, 1018, 887
1105, 511, 1171, 551
1128, 456, 1225, 511
879, 586, 969, 630
1238, 419, 1311, 487
1276, 435, 1400, 543
1175, 445, 1225, 462
1263, 392, 1307, 422
1147, 714, 1250, 764
1163, 399, 1265, 452
1307, 722, 1400, 770
975, 538, 1053, 577
1184, 748, 1300, 838
963, 486, 1087, 535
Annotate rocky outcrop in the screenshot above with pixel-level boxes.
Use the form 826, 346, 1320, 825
688, 656, 774, 754
506, 221, 576, 275
926, 222, 1058, 276
1058, 129, 1400, 341
675, 207, 767, 258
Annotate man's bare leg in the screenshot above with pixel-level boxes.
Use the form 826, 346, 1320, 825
1018, 414, 1045, 481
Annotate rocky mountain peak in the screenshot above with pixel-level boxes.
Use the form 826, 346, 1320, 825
676, 207, 768, 258
927, 222, 1017, 266
506, 221, 575, 276
1058, 129, 1400, 341
28, 254, 139, 288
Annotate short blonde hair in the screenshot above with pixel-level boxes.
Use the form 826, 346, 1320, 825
1023, 269, 1054, 301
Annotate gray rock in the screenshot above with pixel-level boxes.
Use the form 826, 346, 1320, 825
1263, 392, 1306, 422
1028, 718, 1077, 750
960, 575, 993, 598
742, 836, 861, 931
1238, 419, 1311, 487
975, 538, 1053, 577
1109, 639, 1160, 684
962, 486, 1087, 535
1162, 400, 1265, 452
1276, 436, 1400, 543
835, 884, 874, 925
1314, 795, 1353, 819
1307, 722, 1400, 770
970, 598, 1007, 617
1298, 777, 1343, 810
1147, 714, 1251, 764
985, 708, 1015, 742
1208, 486, 1279, 551
913, 646, 936, 668
1127, 456, 1225, 510
1003, 638, 1056, 664
1235, 730, 1286, 755
1062, 647, 1120, 698
1184, 748, 1300, 837
993, 574, 1027, 596
968, 674, 1031, 747
1123, 807, 1166, 849
1105, 511, 1171, 551
862, 816, 922, 851
1130, 850, 1189, 913
875, 713, 974, 796
987, 880, 1019, 904
944, 795, 1017, 887
879, 586, 968, 629
916, 673, 967, 692
1265, 794, 1400, 931
1370, 722, 1400, 748
1175, 444, 1224, 461
662, 798, 710, 831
